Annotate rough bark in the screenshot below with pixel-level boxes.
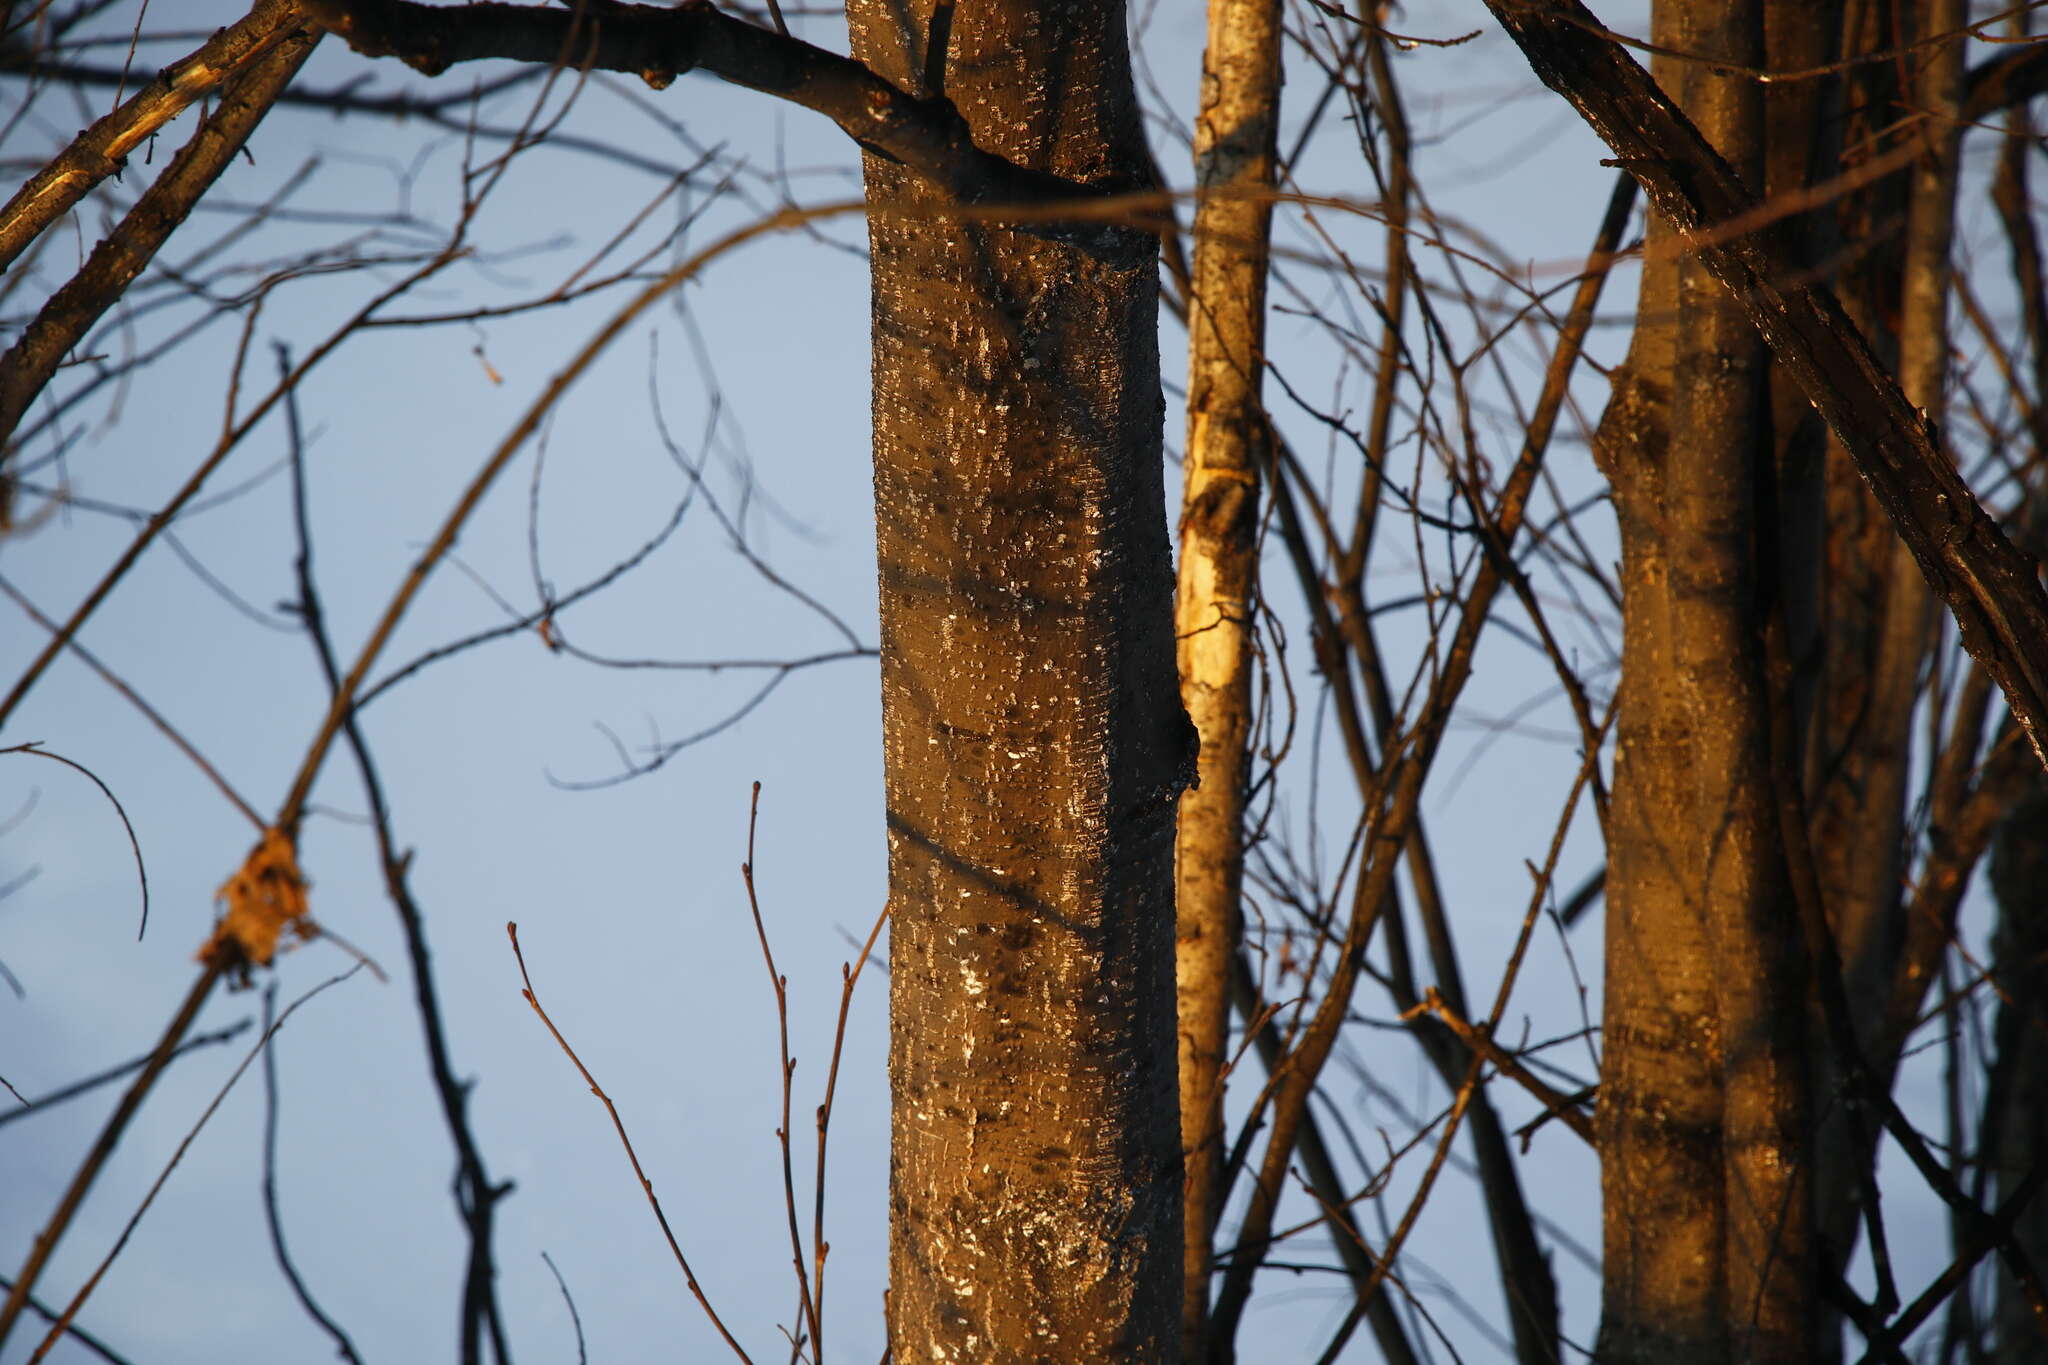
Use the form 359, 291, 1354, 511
1172, 0, 1280, 1353
841, 2, 1191, 1360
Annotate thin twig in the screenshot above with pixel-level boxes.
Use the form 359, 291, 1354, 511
0, 1275, 135, 1365
1403, 988, 1596, 1146
259, 984, 365, 1365
739, 783, 821, 1361
0, 572, 264, 829
507, 922, 755, 1364
810, 897, 890, 1365
0, 1017, 252, 1131
26, 967, 361, 1363
0, 743, 146, 938
540, 1252, 588, 1365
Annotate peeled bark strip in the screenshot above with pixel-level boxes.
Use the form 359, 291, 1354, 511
1483, 0, 2048, 772
843, 3, 1190, 1359
1172, 0, 1280, 1353
0, 0, 309, 276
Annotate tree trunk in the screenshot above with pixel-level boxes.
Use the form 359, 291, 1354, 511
1172, 0, 1280, 1353
1666, 11, 1812, 1361
1594, 156, 1729, 1365
842, 2, 1191, 1359
1596, 2, 1813, 1359
1990, 785, 2048, 1364
1809, 0, 1970, 1294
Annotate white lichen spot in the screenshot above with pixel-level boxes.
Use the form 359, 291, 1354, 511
963, 965, 987, 996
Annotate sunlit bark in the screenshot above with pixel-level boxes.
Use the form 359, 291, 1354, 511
1171, 0, 1280, 1353
1596, 3, 1813, 1358
842, 2, 1191, 1359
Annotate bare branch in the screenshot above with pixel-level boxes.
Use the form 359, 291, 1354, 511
302, 0, 1158, 255
0, 0, 309, 273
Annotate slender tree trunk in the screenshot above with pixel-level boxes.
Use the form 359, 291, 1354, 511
1592, 14, 1719, 1357
1809, 0, 1971, 1293
1172, 0, 1280, 1354
1990, 785, 2048, 1364
842, 3, 1192, 1359
1597, 2, 1813, 1359
1866, 0, 1967, 1076
1666, 10, 1813, 1360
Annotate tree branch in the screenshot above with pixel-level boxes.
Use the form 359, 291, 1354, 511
0, 22, 320, 455
0, 0, 309, 274
301, 0, 1155, 253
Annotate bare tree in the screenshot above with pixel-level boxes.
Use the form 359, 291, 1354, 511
4, 1, 2048, 1363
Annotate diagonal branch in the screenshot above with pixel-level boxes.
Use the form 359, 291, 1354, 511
1482, 0, 2048, 770
0, 0, 309, 274
0, 20, 320, 455
301, 0, 1155, 254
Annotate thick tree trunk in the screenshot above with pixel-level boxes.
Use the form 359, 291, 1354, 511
1172, 0, 1279, 1353
843, 2, 1191, 1359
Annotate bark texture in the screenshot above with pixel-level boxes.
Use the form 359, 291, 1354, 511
1172, 0, 1280, 1352
1667, 12, 1811, 1357
843, 2, 1190, 1359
